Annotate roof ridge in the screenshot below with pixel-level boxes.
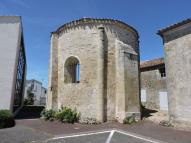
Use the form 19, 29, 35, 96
140, 57, 164, 68
141, 57, 164, 62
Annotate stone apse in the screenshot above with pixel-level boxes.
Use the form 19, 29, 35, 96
47, 18, 140, 123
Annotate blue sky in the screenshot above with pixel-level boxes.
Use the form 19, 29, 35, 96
0, 0, 190, 87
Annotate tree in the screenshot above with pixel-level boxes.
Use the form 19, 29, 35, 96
24, 89, 34, 105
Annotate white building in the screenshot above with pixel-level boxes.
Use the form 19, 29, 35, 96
24, 79, 47, 105
0, 16, 27, 112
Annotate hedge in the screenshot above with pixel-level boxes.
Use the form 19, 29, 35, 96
0, 110, 15, 129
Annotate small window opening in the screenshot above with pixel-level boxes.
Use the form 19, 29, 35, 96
64, 57, 80, 83
159, 67, 166, 77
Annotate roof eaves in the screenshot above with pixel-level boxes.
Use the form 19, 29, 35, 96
51, 17, 139, 38
157, 18, 191, 36
140, 58, 164, 69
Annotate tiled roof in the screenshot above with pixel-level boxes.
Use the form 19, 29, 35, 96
158, 18, 191, 36
52, 17, 138, 37
140, 58, 164, 69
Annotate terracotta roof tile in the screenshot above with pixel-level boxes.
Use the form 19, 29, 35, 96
140, 58, 164, 69
158, 18, 191, 36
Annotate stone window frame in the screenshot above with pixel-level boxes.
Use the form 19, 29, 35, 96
64, 56, 80, 84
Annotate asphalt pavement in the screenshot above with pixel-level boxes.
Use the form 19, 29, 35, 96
1, 119, 191, 143
36, 130, 163, 143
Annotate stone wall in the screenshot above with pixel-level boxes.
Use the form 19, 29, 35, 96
160, 22, 191, 126
141, 69, 167, 109
0, 16, 22, 111
47, 18, 140, 122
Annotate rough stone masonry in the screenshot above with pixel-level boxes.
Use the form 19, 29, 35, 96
47, 18, 141, 123
158, 18, 191, 127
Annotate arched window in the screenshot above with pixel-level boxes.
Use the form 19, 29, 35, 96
64, 57, 80, 83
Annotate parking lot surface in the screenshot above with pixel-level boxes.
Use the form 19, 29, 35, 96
37, 130, 163, 143
1, 119, 191, 143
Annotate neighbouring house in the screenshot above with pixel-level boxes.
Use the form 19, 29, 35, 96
24, 79, 47, 106
41, 87, 47, 105
140, 58, 168, 111
0, 16, 27, 112
47, 18, 141, 123
158, 18, 191, 127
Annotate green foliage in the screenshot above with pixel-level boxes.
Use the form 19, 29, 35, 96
123, 115, 136, 124
0, 110, 15, 129
40, 107, 80, 123
55, 106, 79, 123
24, 90, 34, 105
40, 109, 56, 121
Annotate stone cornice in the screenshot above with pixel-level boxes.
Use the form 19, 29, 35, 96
51, 17, 139, 38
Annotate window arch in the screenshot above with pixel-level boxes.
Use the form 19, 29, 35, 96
64, 56, 80, 83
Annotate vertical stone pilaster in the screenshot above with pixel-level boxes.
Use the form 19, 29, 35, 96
96, 27, 105, 122
47, 33, 58, 110
115, 41, 126, 123
115, 40, 140, 123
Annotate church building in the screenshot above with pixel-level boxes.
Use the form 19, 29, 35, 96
47, 18, 141, 123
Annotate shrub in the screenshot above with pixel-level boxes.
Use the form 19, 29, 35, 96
55, 106, 79, 123
40, 109, 56, 121
0, 110, 15, 129
123, 115, 136, 124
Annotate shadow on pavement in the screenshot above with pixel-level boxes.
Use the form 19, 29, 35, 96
15, 105, 44, 119
141, 106, 158, 119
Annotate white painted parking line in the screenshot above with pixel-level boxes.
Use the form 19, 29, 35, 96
105, 130, 115, 143
49, 130, 111, 140
115, 129, 166, 143
44, 129, 166, 143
